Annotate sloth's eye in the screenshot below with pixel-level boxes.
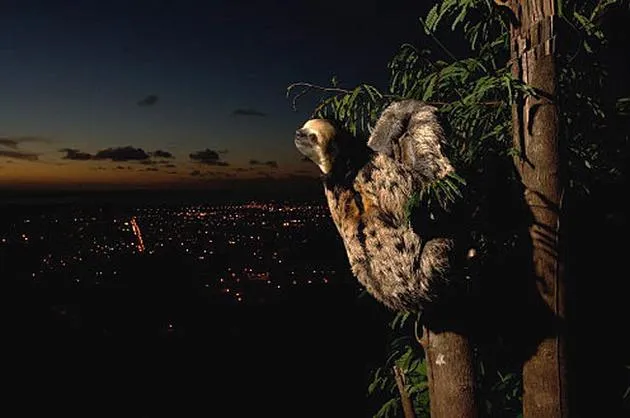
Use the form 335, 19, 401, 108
308, 133, 318, 142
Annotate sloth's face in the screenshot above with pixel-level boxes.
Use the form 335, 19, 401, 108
294, 119, 338, 174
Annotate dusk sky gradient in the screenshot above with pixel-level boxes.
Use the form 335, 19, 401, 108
0, 0, 430, 189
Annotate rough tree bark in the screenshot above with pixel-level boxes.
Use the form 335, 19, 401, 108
393, 364, 417, 418
419, 326, 478, 418
504, 0, 569, 416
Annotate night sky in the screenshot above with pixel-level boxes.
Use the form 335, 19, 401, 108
0, 0, 430, 189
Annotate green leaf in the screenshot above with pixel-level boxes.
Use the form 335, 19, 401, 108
350, 87, 360, 104
616, 97, 630, 115
422, 74, 437, 101
368, 376, 382, 395
584, 40, 593, 54
375, 398, 399, 418
422, 6, 439, 34
408, 381, 429, 395
452, 5, 469, 31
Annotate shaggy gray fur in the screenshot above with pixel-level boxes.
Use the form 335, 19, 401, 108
368, 100, 454, 186
325, 153, 455, 311
295, 100, 458, 312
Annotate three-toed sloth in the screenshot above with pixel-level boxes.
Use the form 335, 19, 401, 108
295, 100, 467, 312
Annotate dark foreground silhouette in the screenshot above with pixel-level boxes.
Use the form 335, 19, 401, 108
6, 278, 390, 418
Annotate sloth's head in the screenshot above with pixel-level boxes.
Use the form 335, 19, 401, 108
294, 119, 339, 174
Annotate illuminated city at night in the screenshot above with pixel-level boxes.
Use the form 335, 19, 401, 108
2, 196, 385, 416
2, 201, 351, 308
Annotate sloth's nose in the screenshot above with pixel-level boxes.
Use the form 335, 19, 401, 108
295, 129, 306, 139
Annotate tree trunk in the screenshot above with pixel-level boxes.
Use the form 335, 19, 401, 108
419, 327, 477, 418
506, 0, 569, 416
393, 365, 417, 418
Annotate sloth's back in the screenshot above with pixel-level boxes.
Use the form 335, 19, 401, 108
324, 154, 451, 311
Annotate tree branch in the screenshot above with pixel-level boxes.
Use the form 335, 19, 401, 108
286, 82, 354, 111
394, 365, 417, 418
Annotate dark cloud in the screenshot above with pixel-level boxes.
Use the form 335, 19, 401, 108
249, 159, 278, 169
150, 150, 174, 159
190, 170, 202, 176
203, 161, 229, 167
0, 150, 38, 161
137, 94, 159, 107
143, 167, 159, 172
189, 149, 229, 166
256, 171, 274, 179
0, 136, 51, 149
167, 171, 178, 175
0, 139, 18, 149
232, 108, 267, 117
163, 163, 177, 168
94, 146, 150, 161
193, 149, 218, 160
60, 146, 172, 164
115, 165, 126, 170
234, 167, 248, 172
59, 148, 93, 160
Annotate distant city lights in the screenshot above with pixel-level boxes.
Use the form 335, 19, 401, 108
4, 201, 350, 305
